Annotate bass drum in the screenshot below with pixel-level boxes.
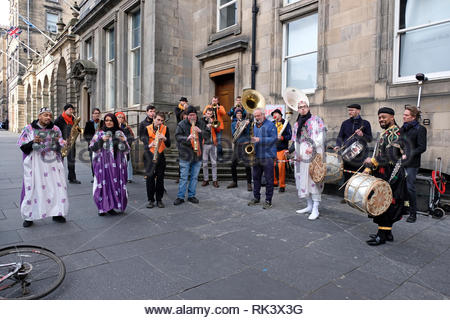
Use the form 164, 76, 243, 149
323, 152, 343, 184
344, 173, 392, 217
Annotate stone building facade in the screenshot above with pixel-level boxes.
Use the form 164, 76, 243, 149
191, 0, 450, 172
6, 0, 73, 132
14, 0, 447, 172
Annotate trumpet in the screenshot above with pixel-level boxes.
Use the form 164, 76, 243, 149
211, 104, 220, 129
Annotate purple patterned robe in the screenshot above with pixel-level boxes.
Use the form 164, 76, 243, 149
89, 130, 129, 213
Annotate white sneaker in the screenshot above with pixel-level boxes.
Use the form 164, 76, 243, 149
296, 197, 313, 214
296, 207, 312, 214
308, 210, 319, 220
308, 200, 320, 220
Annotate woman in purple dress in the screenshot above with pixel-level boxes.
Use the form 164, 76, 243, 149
89, 113, 129, 216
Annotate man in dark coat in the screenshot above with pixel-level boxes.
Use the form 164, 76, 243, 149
139, 105, 156, 177
83, 108, 102, 180
400, 105, 427, 223
335, 104, 372, 200
175, 97, 188, 123
54, 104, 81, 184
363, 107, 408, 246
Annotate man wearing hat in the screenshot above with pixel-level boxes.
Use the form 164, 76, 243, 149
18, 107, 69, 227
54, 104, 81, 184
363, 107, 408, 245
174, 106, 206, 205
272, 108, 292, 192
334, 104, 372, 201
175, 97, 189, 123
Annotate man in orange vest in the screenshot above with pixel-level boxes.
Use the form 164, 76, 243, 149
144, 112, 171, 208
203, 96, 226, 161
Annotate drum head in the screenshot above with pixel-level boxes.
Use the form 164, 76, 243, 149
309, 153, 326, 183
365, 179, 392, 216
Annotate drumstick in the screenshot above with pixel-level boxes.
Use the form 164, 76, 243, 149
338, 164, 365, 190
337, 126, 364, 151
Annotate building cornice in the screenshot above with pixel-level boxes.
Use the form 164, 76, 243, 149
196, 38, 249, 62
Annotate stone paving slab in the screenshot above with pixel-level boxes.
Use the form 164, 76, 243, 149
1, 131, 449, 300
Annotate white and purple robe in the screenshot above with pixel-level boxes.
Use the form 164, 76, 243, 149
18, 122, 69, 221
291, 115, 326, 201
89, 130, 129, 213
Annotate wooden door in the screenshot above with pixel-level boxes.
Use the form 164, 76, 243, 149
213, 73, 234, 140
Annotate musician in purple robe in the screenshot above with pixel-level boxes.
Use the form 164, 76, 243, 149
89, 113, 129, 216
18, 107, 68, 227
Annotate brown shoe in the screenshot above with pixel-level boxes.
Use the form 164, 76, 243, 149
227, 182, 238, 189
201, 180, 209, 187
247, 183, 253, 191
213, 181, 219, 188
175, 179, 179, 183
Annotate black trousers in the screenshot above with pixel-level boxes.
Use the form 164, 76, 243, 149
67, 146, 77, 181
231, 144, 252, 184
146, 154, 166, 202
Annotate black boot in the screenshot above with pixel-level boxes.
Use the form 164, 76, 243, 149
366, 230, 387, 246
406, 212, 416, 223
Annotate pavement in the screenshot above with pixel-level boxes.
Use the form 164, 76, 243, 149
1, 129, 450, 300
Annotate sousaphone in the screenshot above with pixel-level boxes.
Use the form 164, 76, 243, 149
241, 89, 266, 159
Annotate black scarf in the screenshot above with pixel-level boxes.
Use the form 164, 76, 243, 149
402, 120, 418, 131
296, 111, 311, 141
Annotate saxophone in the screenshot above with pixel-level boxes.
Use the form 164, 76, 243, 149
61, 117, 83, 157
152, 124, 162, 163
191, 120, 198, 153
211, 104, 220, 129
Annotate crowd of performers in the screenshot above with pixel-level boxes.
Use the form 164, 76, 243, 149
18, 97, 427, 246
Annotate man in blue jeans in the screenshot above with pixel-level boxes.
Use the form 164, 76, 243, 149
174, 106, 206, 205
400, 105, 427, 223
248, 108, 278, 209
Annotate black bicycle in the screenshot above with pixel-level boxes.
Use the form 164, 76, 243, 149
0, 245, 66, 299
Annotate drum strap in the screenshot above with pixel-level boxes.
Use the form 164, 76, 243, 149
378, 226, 392, 230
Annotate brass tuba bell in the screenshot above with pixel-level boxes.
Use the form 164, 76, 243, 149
241, 89, 266, 159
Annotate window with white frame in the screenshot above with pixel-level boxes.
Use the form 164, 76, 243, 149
285, 0, 300, 4
85, 38, 93, 60
217, 0, 237, 31
129, 9, 141, 105
282, 13, 318, 93
46, 12, 58, 33
394, 0, 450, 82
105, 27, 115, 109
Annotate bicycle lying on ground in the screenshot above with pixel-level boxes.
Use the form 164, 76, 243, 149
0, 245, 66, 299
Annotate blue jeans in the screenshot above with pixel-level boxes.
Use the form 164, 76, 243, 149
177, 159, 202, 199
405, 167, 419, 214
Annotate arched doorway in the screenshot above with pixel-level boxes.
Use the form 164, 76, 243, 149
56, 58, 67, 114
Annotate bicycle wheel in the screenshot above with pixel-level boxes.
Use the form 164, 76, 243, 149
0, 245, 66, 299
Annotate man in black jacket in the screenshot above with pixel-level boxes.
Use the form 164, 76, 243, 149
174, 106, 206, 205
139, 105, 156, 178
335, 104, 372, 201
401, 105, 427, 223
83, 108, 102, 180
175, 97, 188, 123
54, 104, 81, 184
